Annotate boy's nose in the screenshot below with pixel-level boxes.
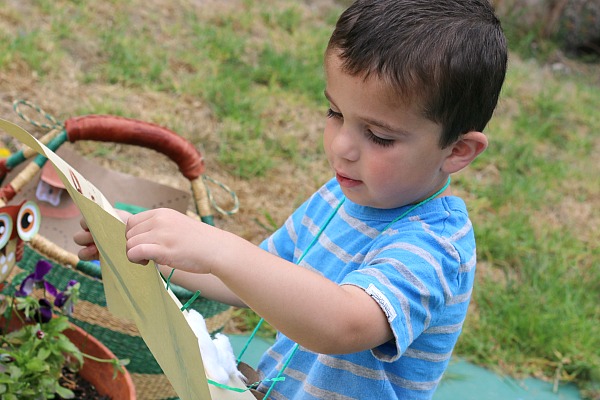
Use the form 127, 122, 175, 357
331, 125, 360, 162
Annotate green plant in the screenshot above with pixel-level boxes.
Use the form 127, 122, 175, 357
0, 260, 128, 399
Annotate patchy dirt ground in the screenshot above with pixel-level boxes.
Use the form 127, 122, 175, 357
1, 0, 598, 245
0, 0, 342, 246
0, 97, 329, 247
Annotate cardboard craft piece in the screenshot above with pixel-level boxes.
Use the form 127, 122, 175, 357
0, 119, 255, 400
7, 144, 191, 256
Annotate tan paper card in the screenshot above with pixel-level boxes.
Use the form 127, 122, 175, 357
0, 119, 255, 400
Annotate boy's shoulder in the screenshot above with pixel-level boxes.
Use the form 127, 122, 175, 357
374, 196, 476, 268
383, 196, 472, 240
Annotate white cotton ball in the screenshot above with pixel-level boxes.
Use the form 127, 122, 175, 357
185, 309, 230, 384
213, 333, 246, 383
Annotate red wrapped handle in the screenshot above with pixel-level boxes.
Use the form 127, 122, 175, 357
64, 115, 205, 180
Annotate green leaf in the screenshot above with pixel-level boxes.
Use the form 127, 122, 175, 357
25, 357, 48, 373
37, 347, 51, 361
54, 383, 75, 399
57, 337, 79, 353
113, 358, 131, 378
57, 339, 83, 364
49, 316, 71, 333
7, 365, 22, 379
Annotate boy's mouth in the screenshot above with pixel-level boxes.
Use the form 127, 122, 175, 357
336, 172, 362, 188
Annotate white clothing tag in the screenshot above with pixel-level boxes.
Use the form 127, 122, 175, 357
366, 284, 397, 323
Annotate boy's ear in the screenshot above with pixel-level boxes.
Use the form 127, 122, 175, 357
442, 131, 488, 174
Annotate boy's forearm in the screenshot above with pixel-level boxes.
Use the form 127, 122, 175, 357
158, 264, 247, 307
211, 231, 392, 354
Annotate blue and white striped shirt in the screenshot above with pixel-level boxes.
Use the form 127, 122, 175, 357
256, 178, 476, 399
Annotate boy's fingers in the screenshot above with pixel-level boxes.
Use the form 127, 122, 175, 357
77, 244, 99, 261
125, 213, 159, 240
126, 243, 152, 266
115, 209, 132, 222
73, 229, 93, 246
126, 209, 155, 225
79, 217, 89, 231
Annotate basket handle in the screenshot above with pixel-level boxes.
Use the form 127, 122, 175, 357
64, 115, 205, 180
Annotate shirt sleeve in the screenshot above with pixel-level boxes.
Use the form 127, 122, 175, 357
259, 198, 310, 262
340, 233, 454, 362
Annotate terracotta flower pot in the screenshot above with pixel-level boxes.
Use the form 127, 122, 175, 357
1, 313, 136, 399
64, 323, 136, 399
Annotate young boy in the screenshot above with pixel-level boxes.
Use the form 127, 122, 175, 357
75, 0, 507, 398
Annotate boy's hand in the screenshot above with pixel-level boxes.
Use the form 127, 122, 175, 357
125, 208, 222, 274
73, 209, 132, 261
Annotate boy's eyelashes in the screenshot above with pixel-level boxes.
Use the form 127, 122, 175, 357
326, 108, 343, 119
365, 131, 395, 147
326, 108, 395, 148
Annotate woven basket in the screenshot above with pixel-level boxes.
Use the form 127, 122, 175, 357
0, 104, 238, 399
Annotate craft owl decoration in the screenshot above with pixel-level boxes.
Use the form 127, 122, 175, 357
0, 201, 41, 283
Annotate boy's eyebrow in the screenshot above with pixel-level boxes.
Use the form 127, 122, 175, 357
324, 90, 411, 135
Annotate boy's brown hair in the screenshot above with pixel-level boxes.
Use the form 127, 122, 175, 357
327, 0, 508, 148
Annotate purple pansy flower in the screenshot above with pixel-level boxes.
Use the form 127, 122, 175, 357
14, 259, 79, 319
54, 280, 78, 316
15, 260, 58, 298
35, 299, 53, 323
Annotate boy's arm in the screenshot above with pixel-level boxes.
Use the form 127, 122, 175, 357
159, 266, 247, 308
214, 235, 394, 354
126, 208, 393, 354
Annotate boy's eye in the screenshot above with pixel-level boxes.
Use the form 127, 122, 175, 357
365, 130, 395, 147
326, 108, 343, 120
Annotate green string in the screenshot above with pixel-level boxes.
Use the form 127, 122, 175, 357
208, 380, 250, 393
159, 268, 205, 313
236, 318, 265, 365
236, 198, 345, 365
240, 178, 451, 398
381, 177, 451, 233
12, 99, 62, 130
180, 290, 201, 312
263, 343, 300, 399
207, 377, 285, 393
203, 174, 240, 216
166, 269, 175, 291
297, 197, 345, 265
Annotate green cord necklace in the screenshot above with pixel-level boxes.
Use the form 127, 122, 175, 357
236, 177, 451, 398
